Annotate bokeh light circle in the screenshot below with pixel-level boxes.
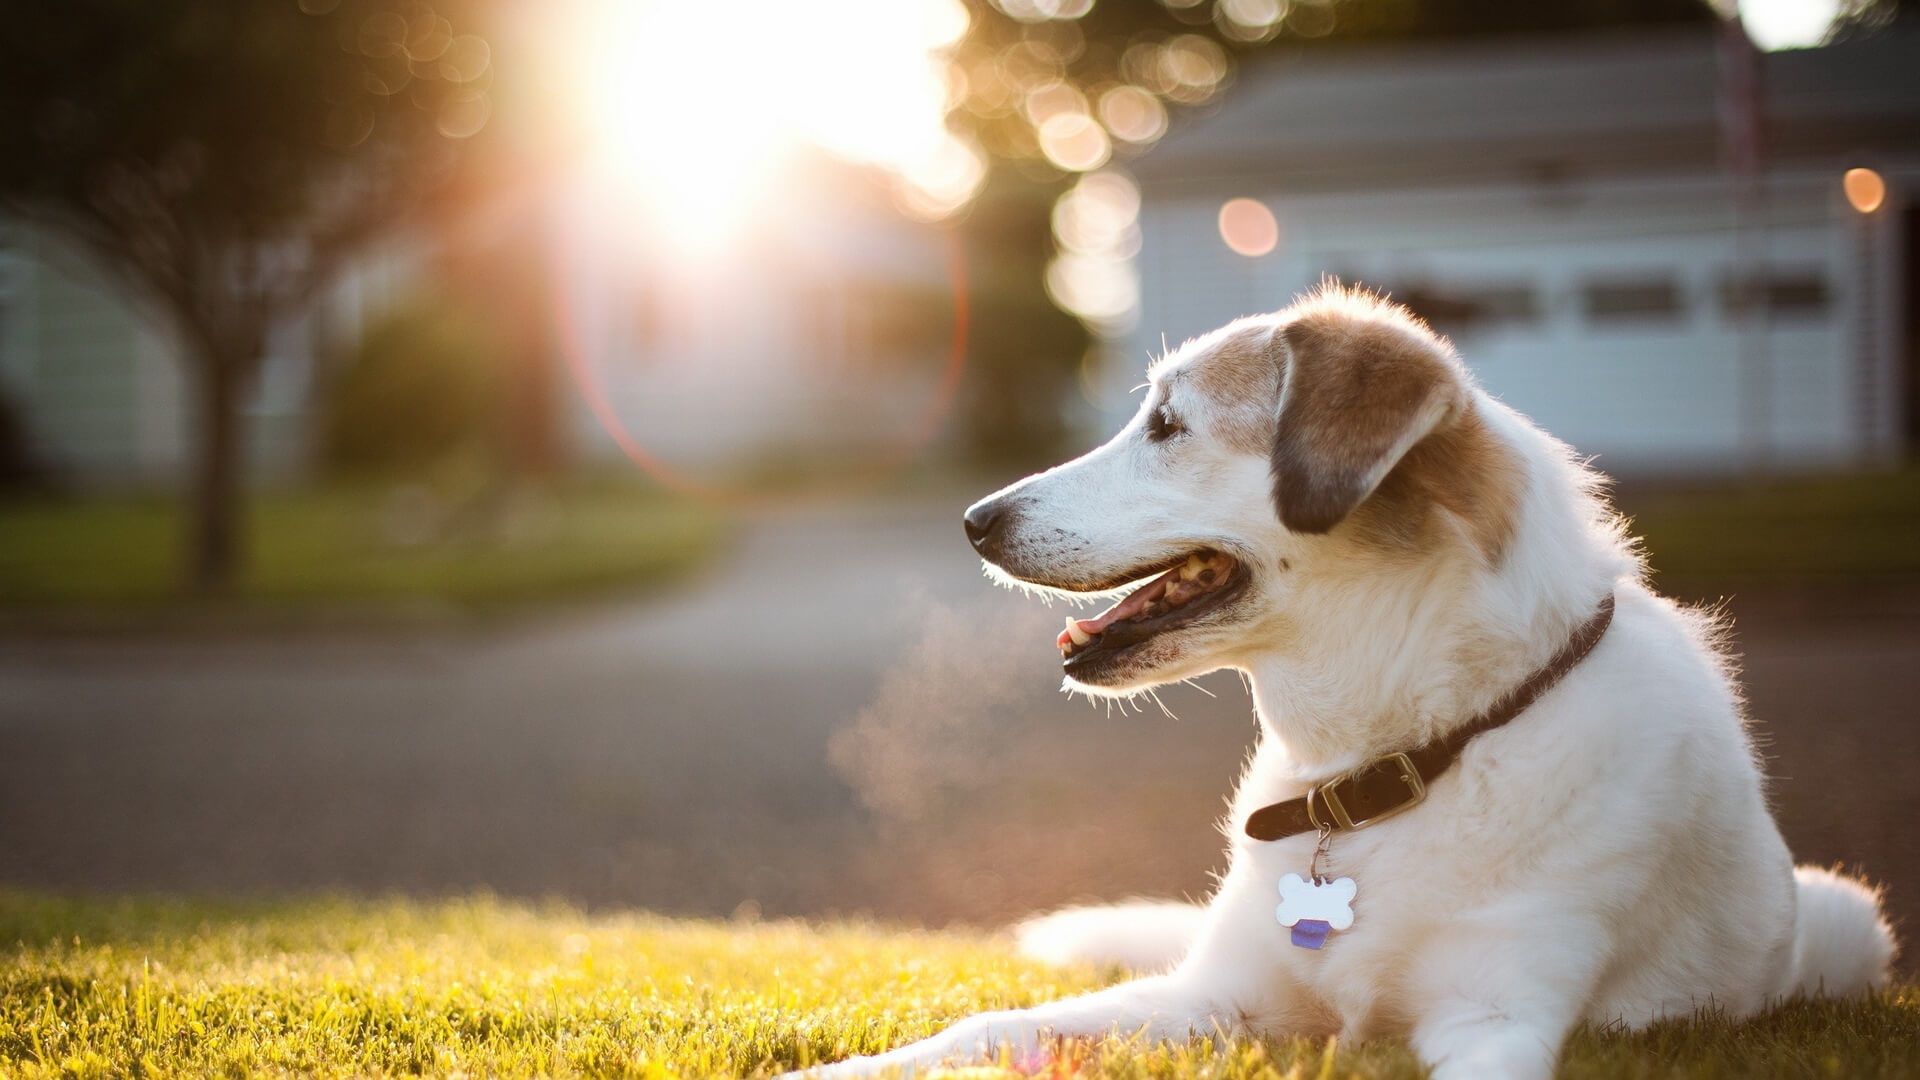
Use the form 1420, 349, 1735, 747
1038, 113, 1112, 172
1219, 0, 1286, 42
1098, 85, 1169, 145
1844, 167, 1886, 214
1047, 169, 1142, 332
1218, 197, 1279, 257
552, 227, 970, 510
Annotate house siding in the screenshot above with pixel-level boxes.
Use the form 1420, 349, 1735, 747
1117, 28, 1917, 474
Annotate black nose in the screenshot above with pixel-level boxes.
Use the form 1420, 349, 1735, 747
963, 498, 1006, 556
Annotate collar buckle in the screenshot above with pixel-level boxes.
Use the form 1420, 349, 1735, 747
1308, 751, 1427, 831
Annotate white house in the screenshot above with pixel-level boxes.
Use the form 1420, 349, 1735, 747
1117, 25, 1920, 473
0, 167, 959, 488
0, 222, 414, 488
550, 172, 962, 484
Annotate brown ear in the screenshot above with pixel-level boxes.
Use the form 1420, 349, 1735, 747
1270, 304, 1467, 533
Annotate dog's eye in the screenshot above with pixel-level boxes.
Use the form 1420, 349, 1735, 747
1146, 404, 1186, 443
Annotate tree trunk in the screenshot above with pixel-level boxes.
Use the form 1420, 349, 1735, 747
187, 353, 249, 595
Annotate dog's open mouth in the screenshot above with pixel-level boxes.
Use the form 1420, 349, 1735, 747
1055, 550, 1246, 672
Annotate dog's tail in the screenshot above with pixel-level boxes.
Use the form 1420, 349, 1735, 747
1786, 865, 1897, 998
1013, 899, 1205, 973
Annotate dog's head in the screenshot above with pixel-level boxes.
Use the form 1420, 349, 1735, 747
964, 285, 1525, 696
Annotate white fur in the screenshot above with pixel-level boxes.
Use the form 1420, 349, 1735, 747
1788, 867, 1898, 998
787, 293, 1896, 1080
1014, 900, 1207, 973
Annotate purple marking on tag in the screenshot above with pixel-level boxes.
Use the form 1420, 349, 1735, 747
1290, 919, 1331, 950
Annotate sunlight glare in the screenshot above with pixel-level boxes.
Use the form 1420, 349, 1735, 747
1738, 0, 1842, 50
581, 0, 978, 252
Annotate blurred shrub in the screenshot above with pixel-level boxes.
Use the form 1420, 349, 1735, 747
320, 292, 507, 481
963, 287, 1085, 468
959, 173, 1088, 469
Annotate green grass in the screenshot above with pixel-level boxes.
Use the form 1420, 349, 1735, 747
0, 893, 1914, 1079
1623, 465, 1920, 585
0, 478, 725, 617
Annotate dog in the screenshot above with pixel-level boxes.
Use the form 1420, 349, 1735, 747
792, 285, 1895, 1080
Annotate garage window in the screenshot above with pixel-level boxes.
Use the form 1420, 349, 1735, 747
1719, 270, 1831, 320
1398, 284, 1539, 333
1582, 279, 1684, 324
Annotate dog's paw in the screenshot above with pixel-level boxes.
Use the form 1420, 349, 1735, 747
771, 1056, 879, 1080
774, 1053, 933, 1080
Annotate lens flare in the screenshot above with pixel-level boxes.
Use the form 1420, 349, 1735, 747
1219, 197, 1279, 257
552, 214, 971, 508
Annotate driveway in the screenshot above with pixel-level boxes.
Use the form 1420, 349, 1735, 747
1, 493, 1916, 972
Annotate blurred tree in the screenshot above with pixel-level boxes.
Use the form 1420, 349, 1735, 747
951, 0, 1713, 177
962, 172, 1090, 466
0, 386, 52, 497
0, 0, 493, 593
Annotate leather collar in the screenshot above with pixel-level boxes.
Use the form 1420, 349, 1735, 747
1244, 592, 1617, 842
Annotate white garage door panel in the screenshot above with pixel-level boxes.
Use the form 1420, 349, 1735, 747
1130, 185, 1864, 473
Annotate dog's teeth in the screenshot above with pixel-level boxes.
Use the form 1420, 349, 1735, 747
1182, 555, 1205, 580
1064, 617, 1093, 646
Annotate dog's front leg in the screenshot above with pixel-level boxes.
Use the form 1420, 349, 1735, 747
788, 973, 1229, 1079
1404, 922, 1604, 1080
1409, 1001, 1565, 1080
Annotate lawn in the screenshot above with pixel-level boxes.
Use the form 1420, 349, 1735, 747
3, 464, 1914, 621
1621, 465, 1920, 586
0, 478, 725, 619
0, 894, 1914, 1079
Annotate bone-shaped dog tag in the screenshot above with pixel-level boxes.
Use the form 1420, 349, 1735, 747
1275, 872, 1355, 950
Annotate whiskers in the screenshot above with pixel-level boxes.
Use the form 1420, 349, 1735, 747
1059, 679, 1185, 721
979, 561, 1110, 609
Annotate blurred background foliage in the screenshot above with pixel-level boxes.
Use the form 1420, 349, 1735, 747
950, 0, 1710, 180
959, 173, 1091, 467
320, 291, 507, 481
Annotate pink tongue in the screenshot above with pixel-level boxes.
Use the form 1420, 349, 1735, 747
1066, 563, 1184, 641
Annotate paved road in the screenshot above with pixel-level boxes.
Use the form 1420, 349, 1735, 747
0, 493, 1104, 917
2, 493, 1916, 972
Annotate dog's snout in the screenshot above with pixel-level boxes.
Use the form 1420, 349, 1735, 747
963, 497, 1010, 558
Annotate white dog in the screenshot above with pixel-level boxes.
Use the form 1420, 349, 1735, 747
795, 285, 1894, 1080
